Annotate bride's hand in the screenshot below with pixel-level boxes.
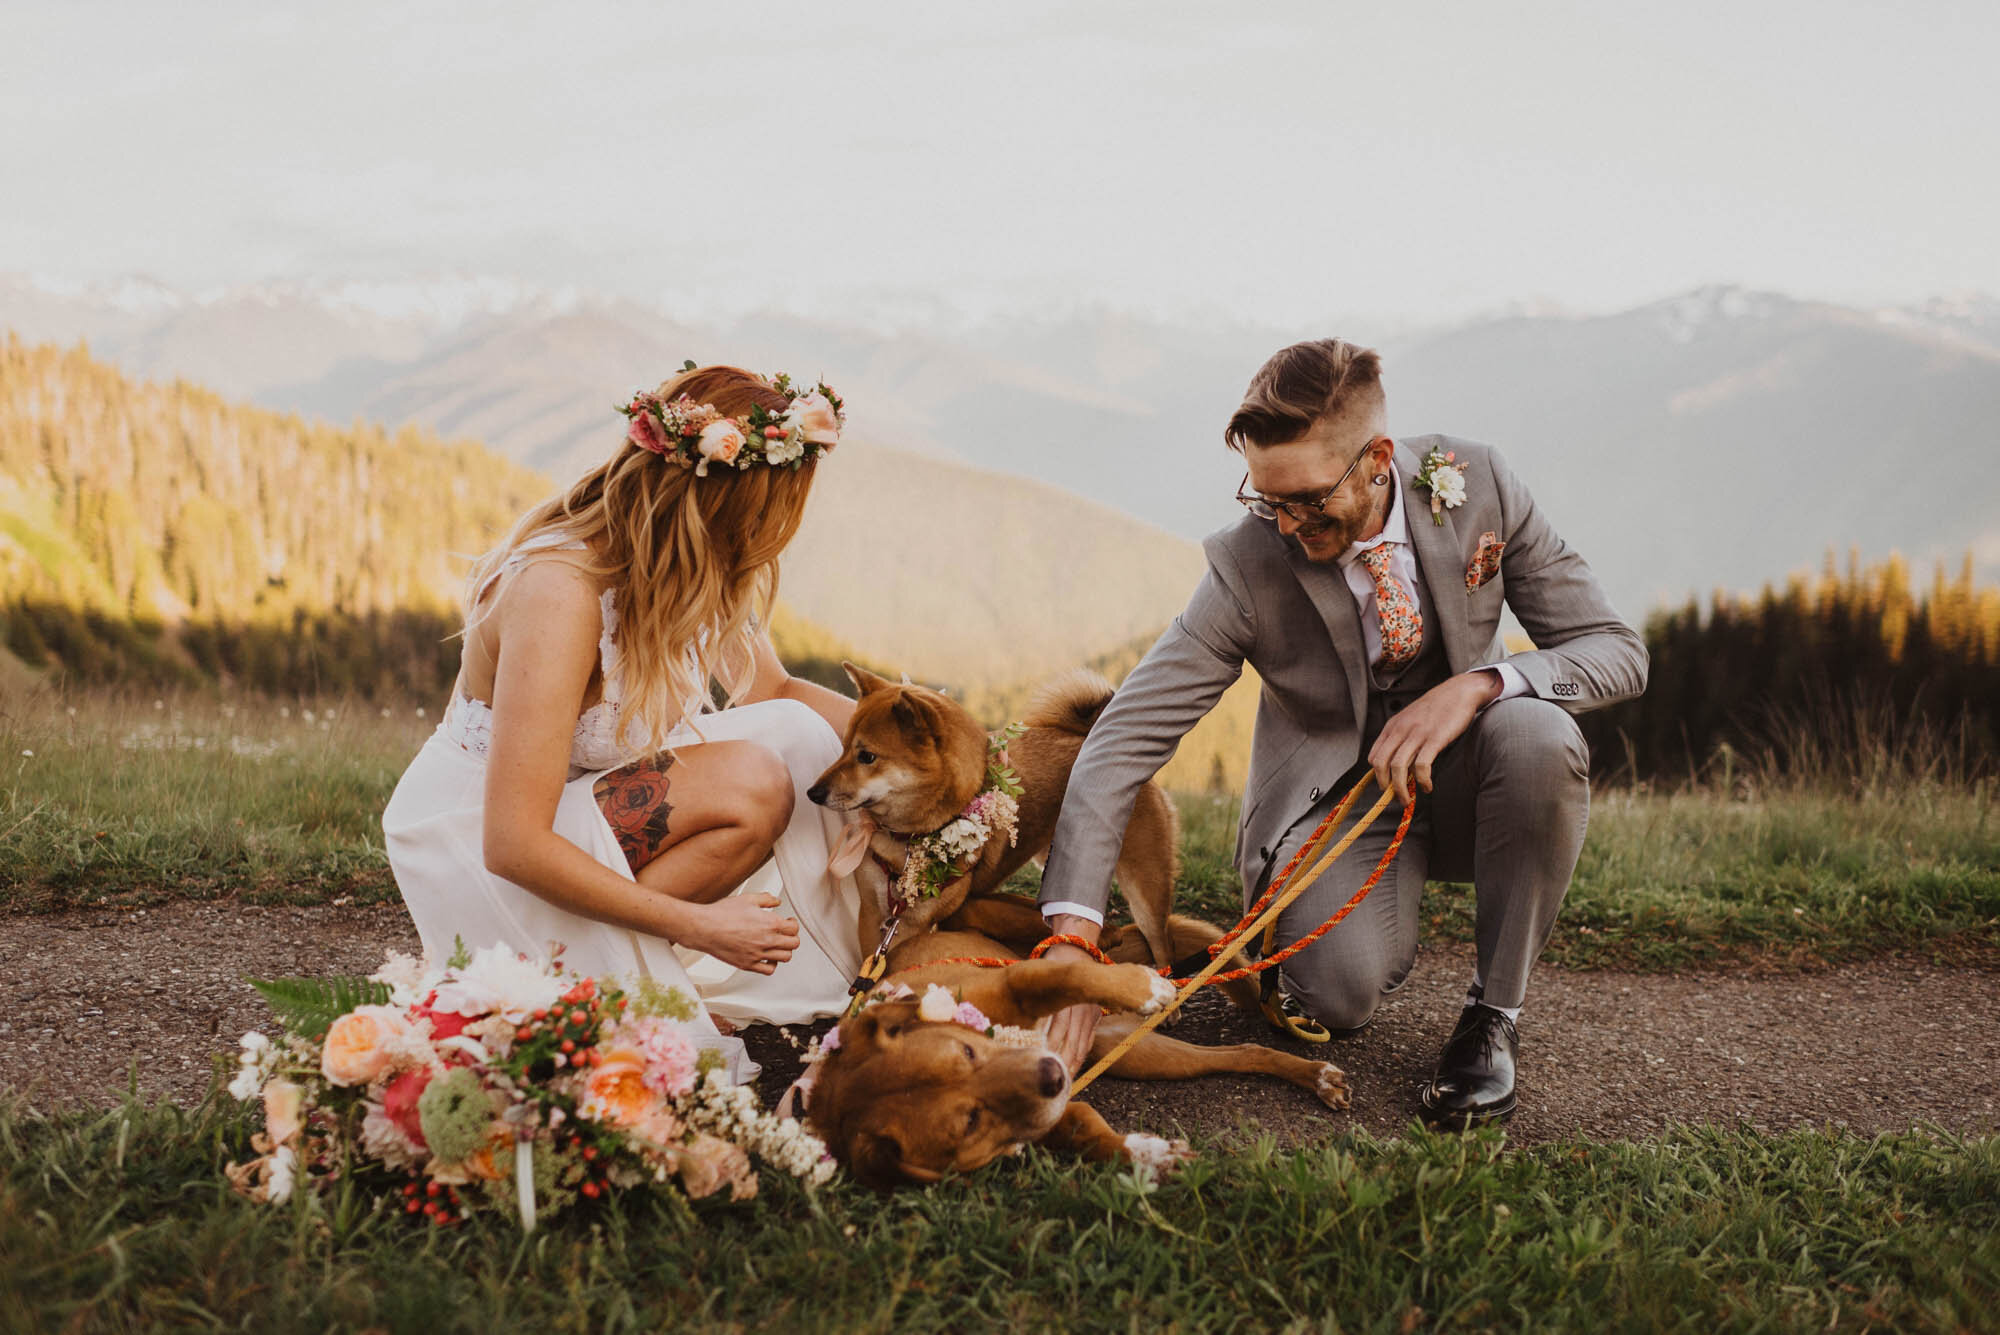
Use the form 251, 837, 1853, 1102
682, 893, 800, 975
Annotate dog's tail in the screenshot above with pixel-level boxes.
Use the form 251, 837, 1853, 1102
1021, 669, 1117, 735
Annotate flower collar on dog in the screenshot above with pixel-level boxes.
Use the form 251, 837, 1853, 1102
1413, 445, 1468, 524
890, 723, 1026, 905
778, 983, 1043, 1116
826, 724, 1027, 907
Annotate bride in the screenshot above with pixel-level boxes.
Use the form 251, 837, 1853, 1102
383, 363, 862, 1079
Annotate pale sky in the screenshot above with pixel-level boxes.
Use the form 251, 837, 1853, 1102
6, 0, 1996, 325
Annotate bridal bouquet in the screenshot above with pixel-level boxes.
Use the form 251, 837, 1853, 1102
225, 943, 835, 1229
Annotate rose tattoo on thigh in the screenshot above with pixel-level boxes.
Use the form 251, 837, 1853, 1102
593, 754, 677, 874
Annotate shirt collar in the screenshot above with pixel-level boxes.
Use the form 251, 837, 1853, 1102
1339, 471, 1408, 568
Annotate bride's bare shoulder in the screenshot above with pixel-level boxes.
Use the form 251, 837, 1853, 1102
481, 558, 606, 643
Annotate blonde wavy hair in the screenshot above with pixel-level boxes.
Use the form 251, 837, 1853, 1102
464, 364, 820, 749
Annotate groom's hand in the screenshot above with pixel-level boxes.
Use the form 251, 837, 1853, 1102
1042, 914, 1104, 1074
1368, 670, 1502, 805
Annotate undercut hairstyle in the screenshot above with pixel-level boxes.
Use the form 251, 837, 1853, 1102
1223, 339, 1385, 453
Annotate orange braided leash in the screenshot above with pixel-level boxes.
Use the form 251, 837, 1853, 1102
1069, 776, 1402, 1093
881, 777, 1414, 992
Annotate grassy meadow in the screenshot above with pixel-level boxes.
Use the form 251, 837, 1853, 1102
6, 687, 1995, 971
5, 1091, 1997, 1335
4, 687, 1999, 1332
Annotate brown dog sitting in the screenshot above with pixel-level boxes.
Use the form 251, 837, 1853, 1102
807, 664, 1184, 968
800, 950, 1349, 1189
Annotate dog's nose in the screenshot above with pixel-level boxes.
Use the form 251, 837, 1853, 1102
806, 782, 828, 806
1037, 1056, 1067, 1097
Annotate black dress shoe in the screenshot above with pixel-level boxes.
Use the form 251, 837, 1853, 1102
1418, 1003, 1517, 1128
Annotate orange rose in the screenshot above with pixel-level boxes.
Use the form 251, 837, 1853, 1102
696, 420, 745, 468
320, 1005, 410, 1087
581, 1045, 656, 1127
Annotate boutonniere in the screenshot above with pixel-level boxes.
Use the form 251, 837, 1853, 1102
1413, 447, 1467, 525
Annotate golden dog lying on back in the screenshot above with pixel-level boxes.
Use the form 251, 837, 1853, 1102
801, 949, 1347, 1188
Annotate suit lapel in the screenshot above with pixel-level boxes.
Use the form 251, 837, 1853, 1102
1282, 537, 1371, 729
1397, 439, 1470, 671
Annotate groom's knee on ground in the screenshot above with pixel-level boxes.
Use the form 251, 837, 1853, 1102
1285, 966, 1393, 1033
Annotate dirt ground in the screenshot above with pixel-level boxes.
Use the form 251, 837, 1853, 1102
3, 899, 1996, 1148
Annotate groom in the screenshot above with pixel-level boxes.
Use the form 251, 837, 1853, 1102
1036, 338, 1647, 1126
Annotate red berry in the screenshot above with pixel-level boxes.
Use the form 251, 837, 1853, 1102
516, 1027, 532, 1041
582, 1145, 597, 1161
533, 1008, 547, 1021
581, 1181, 601, 1199
561, 1039, 575, 1054
406, 1200, 421, 1214
427, 1182, 441, 1197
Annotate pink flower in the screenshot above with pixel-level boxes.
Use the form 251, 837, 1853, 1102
381, 1067, 434, 1149
627, 407, 669, 454
621, 1017, 701, 1098
696, 419, 745, 471
413, 993, 472, 1040
782, 392, 841, 446
953, 1002, 992, 1032
263, 1078, 305, 1147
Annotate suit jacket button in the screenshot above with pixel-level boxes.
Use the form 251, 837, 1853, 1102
1309, 787, 1321, 802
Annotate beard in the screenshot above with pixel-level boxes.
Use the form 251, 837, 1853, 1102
1289, 488, 1381, 562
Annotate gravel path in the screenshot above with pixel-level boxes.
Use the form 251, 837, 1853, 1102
4, 900, 1995, 1147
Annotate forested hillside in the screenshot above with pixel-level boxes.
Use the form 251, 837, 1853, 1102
0, 336, 550, 619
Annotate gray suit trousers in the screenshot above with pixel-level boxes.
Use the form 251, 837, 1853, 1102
1263, 697, 1590, 1021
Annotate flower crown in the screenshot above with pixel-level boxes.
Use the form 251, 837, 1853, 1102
620, 362, 845, 477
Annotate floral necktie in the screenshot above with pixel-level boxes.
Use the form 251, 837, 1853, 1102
1357, 543, 1423, 672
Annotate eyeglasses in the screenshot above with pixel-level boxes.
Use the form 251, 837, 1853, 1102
1235, 437, 1379, 524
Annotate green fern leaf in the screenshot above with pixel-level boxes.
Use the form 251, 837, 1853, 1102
247, 975, 394, 1041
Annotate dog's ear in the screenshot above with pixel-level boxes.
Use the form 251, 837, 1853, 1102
843, 662, 895, 697
848, 1130, 942, 1191
889, 691, 941, 742
848, 1131, 907, 1190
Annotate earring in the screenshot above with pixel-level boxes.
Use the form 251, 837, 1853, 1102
1371, 473, 1390, 486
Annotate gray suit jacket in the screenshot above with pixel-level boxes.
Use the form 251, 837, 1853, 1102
1038, 434, 1649, 919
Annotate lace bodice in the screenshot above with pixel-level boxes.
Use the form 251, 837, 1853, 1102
438, 535, 639, 778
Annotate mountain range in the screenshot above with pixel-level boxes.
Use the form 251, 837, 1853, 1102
7, 272, 1999, 633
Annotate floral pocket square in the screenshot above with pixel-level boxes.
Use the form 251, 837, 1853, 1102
1465, 532, 1505, 593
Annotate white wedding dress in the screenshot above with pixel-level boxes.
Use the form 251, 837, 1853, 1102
382, 534, 863, 1081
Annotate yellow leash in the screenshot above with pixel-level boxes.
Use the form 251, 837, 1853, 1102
1068, 776, 1400, 1095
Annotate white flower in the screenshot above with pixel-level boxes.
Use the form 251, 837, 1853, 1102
369, 950, 434, 1008
917, 985, 958, 1024
427, 945, 565, 1022
1430, 464, 1467, 508
266, 1145, 297, 1203
19, 750, 30, 758
763, 432, 805, 466
230, 1031, 277, 1101
228, 1063, 265, 1102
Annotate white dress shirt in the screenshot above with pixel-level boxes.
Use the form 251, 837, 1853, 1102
1043, 476, 1527, 929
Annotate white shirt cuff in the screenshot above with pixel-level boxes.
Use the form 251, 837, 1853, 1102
1039, 900, 1106, 928
1480, 662, 1531, 706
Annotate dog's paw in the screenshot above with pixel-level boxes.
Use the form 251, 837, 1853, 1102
1137, 972, 1180, 1016
1121, 1133, 1196, 1179
1314, 1063, 1351, 1111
